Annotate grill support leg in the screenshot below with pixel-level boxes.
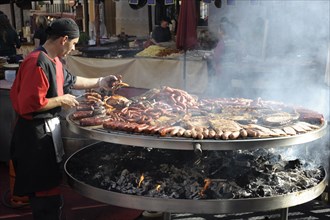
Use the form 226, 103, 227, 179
163, 212, 171, 220
328, 124, 330, 204
280, 208, 289, 220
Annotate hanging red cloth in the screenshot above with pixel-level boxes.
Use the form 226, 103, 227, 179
176, 0, 198, 51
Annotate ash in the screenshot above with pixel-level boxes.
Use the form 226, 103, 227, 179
66, 142, 325, 200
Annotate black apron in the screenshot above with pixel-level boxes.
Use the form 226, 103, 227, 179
10, 117, 62, 196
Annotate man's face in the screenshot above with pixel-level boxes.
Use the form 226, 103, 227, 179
161, 20, 169, 28
61, 36, 79, 57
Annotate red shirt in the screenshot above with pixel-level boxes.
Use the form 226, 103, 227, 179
10, 49, 75, 119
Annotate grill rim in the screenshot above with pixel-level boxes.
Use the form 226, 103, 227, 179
66, 115, 328, 151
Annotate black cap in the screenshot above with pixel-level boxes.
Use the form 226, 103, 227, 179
46, 18, 80, 39
161, 17, 172, 24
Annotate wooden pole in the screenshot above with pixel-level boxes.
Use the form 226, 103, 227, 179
20, 7, 23, 30
10, 0, 16, 29
94, 0, 100, 46
148, 5, 152, 34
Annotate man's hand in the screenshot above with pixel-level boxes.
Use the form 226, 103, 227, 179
37, 94, 79, 112
98, 75, 118, 90
58, 94, 79, 109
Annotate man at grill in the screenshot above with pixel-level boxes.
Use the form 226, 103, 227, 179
9, 18, 117, 220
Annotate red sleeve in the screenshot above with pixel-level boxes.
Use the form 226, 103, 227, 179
10, 55, 50, 119
55, 57, 64, 96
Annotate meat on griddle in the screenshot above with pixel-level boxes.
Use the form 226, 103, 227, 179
70, 86, 324, 139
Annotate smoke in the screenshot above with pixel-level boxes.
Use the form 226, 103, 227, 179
271, 131, 330, 175
207, 0, 329, 113
207, 0, 330, 172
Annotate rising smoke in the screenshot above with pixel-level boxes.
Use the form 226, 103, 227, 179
208, 0, 330, 175
208, 0, 329, 113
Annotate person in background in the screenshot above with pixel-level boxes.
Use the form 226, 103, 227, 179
0, 14, 21, 61
10, 18, 118, 220
219, 17, 241, 42
151, 17, 172, 44
212, 23, 226, 77
207, 23, 232, 96
33, 15, 48, 48
219, 16, 245, 61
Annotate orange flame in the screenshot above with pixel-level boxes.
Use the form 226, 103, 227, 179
138, 174, 144, 188
156, 184, 161, 192
200, 178, 212, 196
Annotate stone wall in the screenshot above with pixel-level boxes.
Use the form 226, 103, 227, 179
115, 1, 150, 37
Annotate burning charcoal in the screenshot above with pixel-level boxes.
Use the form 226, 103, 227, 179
109, 181, 117, 189
296, 177, 311, 189
187, 182, 200, 198
66, 142, 325, 201
234, 160, 251, 167
122, 188, 136, 194
234, 152, 255, 162
266, 154, 282, 164
100, 176, 111, 187
100, 154, 112, 161
285, 159, 302, 169
264, 162, 285, 172
117, 169, 129, 185
256, 185, 274, 197
252, 148, 271, 157
218, 182, 230, 195
83, 169, 90, 175
304, 168, 324, 179
168, 192, 180, 199
233, 189, 252, 198
235, 172, 256, 188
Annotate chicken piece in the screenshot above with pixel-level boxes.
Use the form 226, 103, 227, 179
104, 95, 131, 109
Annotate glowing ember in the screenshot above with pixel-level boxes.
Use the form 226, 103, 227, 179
138, 174, 144, 188
200, 178, 212, 196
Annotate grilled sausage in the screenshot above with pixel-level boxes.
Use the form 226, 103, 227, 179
239, 129, 248, 138
79, 116, 109, 126
229, 131, 240, 139
71, 111, 94, 120
221, 131, 231, 140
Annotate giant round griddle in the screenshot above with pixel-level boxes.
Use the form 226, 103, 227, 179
66, 115, 327, 151
65, 95, 328, 219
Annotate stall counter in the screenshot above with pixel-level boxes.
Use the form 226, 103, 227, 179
17, 42, 35, 58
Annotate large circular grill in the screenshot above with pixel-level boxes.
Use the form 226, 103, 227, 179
64, 88, 328, 219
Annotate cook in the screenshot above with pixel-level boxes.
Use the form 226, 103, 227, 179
151, 17, 172, 44
9, 18, 117, 220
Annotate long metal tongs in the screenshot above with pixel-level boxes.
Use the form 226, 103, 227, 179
75, 93, 86, 99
